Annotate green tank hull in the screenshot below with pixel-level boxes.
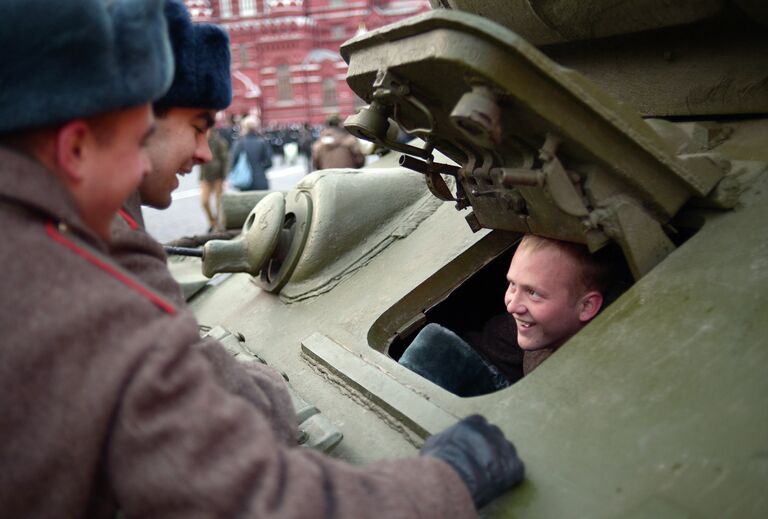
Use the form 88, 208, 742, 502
177, 3, 768, 516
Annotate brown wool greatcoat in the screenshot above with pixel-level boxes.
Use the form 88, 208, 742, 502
111, 191, 186, 307
0, 147, 475, 518
110, 191, 298, 445
311, 127, 366, 171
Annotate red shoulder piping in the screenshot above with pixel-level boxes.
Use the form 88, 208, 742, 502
118, 208, 140, 230
46, 221, 176, 315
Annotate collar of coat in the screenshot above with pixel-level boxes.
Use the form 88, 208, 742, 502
0, 146, 105, 253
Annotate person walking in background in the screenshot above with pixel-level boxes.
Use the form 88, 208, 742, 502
228, 115, 272, 190
200, 127, 228, 231
311, 113, 366, 171
298, 121, 315, 173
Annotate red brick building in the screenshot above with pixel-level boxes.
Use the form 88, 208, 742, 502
185, 0, 430, 126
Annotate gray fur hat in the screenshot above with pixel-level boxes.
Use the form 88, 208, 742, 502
0, 0, 174, 134
154, 0, 232, 111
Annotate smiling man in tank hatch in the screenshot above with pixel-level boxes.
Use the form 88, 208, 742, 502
502, 234, 605, 366
400, 234, 611, 395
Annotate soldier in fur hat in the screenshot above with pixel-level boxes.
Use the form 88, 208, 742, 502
0, 1, 525, 516
108, 0, 299, 445
110, 0, 234, 306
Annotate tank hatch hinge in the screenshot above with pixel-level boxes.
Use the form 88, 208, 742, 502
398, 154, 470, 210
344, 70, 435, 160
498, 133, 676, 278
586, 196, 676, 279
450, 84, 502, 149
497, 133, 590, 218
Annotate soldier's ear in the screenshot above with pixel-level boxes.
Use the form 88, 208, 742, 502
55, 120, 92, 184
578, 291, 603, 323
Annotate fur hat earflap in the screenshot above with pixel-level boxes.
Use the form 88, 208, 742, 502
154, 0, 232, 111
0, 0, 173, 133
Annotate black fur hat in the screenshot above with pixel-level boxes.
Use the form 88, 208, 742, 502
0, 0, 173, 133
154, 0, 232, 111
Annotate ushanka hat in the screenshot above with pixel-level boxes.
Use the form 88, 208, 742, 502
154, 0, 232, 111
0, 0, 173, 133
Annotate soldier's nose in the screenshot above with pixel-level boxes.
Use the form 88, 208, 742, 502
196, 140, 213, 164
140, 151, 152, 177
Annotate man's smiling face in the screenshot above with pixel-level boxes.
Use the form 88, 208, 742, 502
139, 107, 215, 209
503, 241, 589, 352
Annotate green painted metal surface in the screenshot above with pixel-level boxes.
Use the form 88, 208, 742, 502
182, 3, 768, 516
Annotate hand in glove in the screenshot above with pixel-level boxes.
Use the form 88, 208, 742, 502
420, 414, 525, 508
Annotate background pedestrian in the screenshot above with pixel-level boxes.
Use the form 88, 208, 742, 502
311, 113, 366, 171
228, 115, 272, 190
200, 127, 229, 230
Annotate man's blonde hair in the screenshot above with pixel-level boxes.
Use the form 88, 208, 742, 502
517, 234, 613, 296
241, 116, 260, 134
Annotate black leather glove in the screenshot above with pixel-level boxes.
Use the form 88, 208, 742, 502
420, 414, 525, 508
